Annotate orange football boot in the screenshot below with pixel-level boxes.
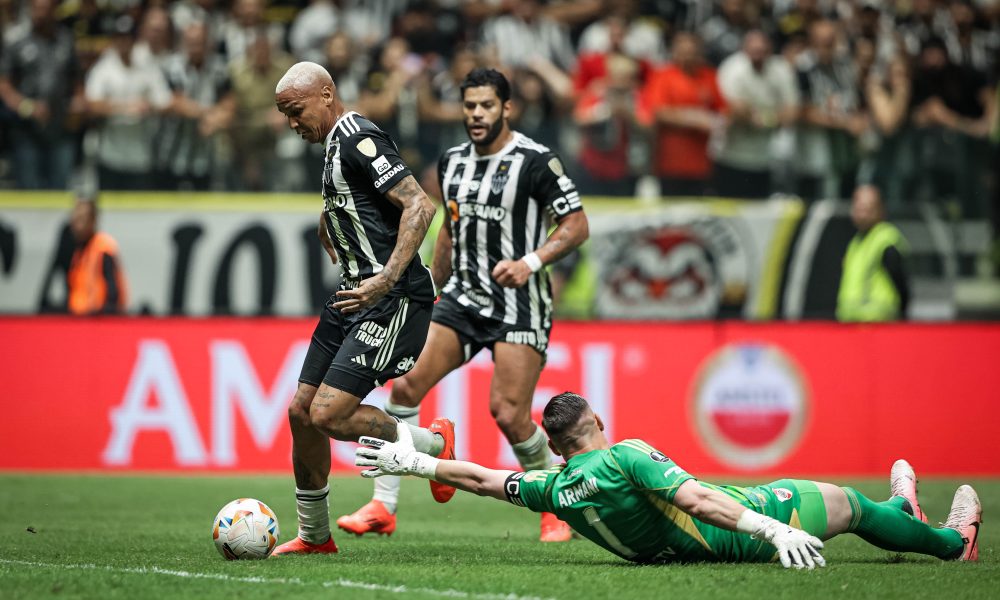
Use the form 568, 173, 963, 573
540, 512, 573, 542
271, 535, 339, 556
336, 500, 396, 536
428, 418, 457, 503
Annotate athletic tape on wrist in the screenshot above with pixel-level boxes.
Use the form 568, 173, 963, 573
521, 252, 543, 273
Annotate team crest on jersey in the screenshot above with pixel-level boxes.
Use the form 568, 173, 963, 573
648, 451, 670, 463
356, 137, 377, 157
490, 164, 509, 194
548, 157, 564, 176
774, 488, 793, 502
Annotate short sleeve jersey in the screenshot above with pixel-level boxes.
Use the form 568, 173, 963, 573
322, 111, 434, 303
504, 439, 775, 563
436, 132, 582, 325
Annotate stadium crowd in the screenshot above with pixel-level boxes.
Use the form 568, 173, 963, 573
0, 0, 997, 216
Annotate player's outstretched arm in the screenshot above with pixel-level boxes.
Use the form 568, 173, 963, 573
673, 480, 826, 569
355, 424, 514, 501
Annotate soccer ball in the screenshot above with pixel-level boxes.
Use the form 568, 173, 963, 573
212, 498, 280, 560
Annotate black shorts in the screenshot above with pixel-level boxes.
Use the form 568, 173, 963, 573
298, 294, 432, 398
432, 293, 550, 363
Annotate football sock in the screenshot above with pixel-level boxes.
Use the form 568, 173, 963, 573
512, 424, 551, 471
842, 487, 964, 559
295, 485, 330, 544
403, 421, 443, 456
373, 402, 420, 514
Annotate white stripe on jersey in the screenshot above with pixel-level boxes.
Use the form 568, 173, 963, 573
500, 154, 526, 325
473, 155, 504, 319
327, 212, 359, 277
332, 146, 383, 273
453, 156, 478, 301
525, 193, 542, 331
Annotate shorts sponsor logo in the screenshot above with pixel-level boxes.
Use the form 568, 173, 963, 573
356, 137, 377, 157
692, 343, 809, 470
355, 321, 387, 347
372, 155, 392, 174
374, 164, 405, 189
774, 488, 793, 502
395, 356, 415, 373
648, 451, 670, 463
462, 288, 493, 308
504, 329, 547, 350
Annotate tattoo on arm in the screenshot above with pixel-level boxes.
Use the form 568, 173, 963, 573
536, 211, 589, 265
382, 175, 436, 285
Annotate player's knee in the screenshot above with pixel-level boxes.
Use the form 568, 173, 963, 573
389, 375, 422, 408
287, 388, 314, 429
308, 403, 353, 440
490, 401, 528, 435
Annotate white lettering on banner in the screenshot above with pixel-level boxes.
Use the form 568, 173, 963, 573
103, 340, 208, 466
210, 340, 309, 465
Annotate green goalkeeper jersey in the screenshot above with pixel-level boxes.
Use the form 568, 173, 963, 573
503, 439, 789, 563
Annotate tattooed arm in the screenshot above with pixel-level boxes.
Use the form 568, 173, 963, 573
431, 220, 453, 293
332, 175, 436, 312
492, 211, 589, 288
317, 212, 338, 266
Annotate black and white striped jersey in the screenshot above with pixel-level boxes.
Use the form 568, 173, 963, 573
322, 111, 434, 303
437, 132, 583, 328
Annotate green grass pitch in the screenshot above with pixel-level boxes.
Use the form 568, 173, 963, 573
1, 473, 996, 599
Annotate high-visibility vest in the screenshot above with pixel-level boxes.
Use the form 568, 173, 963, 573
68, 232, 128, 315
836, 221, 907, 322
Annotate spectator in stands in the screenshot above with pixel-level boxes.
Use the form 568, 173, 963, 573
323, 30, 366, 107
643, 31, 726, 196
699, 0, 758, 66
715, 30, 799, 199
864, 54, 913, 210
943, 0, 995, 77
480, 0, 576, 73
228, 28, 293, 191
358, 37, 423, 167
574, 13, 654, 95
134, 5, 174, 70
774, 0, 824, 51
910, 36, 996, 217
218, 0, 284, 66
509, 65, 569, 155
84, 15, 171, 191
577, 0, 667, 66
572, 53, 642, 196
289, 0, 339, 64
837, 184, 909, 322
338, 0, 411, 52
417, 43, 479, 158
170, 0, 223, 38
795, 19, 866, 201
58, 0, 116, 74
0, 0, 84, 190
66, 195, 128, 316
157, 21, 235, 191
897, 0, 951, 57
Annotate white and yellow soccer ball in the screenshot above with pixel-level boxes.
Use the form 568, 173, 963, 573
212, 498, 280, 560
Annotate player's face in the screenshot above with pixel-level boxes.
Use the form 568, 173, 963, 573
276, 86, 332, 144
462, 85, 509, 147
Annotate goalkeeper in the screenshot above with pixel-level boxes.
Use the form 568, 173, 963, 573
355, 392, 981, 568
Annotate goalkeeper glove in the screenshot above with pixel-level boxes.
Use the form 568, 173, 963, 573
737, 509, 827, 569
355, 422, 440, 479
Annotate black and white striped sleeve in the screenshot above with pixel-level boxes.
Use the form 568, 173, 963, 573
529, 151, 583, 221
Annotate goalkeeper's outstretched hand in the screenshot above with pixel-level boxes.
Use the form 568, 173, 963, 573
356, 423, 439, 479
761, 520, 826, 569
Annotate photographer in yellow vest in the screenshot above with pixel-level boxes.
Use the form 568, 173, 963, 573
837, 185, 909, 322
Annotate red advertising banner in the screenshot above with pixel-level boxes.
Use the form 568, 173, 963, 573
1, 318, 997, 476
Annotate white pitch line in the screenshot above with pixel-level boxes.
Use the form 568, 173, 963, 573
0, 558, 555, 600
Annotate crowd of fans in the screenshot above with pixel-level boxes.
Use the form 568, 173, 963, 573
0, 0, 997, 217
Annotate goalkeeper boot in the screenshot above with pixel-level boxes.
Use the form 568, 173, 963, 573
540, 512, 572, 543
336, 500, 396, 537
942, 484, 982, 561
890, 459, 927, 523
271, 535, 339, 556
428, 417, 457, 503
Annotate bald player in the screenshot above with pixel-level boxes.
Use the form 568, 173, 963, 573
270, 62, 455, 556
355, 392, 982, 567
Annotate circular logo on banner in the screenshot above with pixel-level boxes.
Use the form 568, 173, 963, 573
691, 343, 809, 470
600, 218, 750, 319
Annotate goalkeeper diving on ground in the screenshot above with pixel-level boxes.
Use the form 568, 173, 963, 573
354, 391, 981, 568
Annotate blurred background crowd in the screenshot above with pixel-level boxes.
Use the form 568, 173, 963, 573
1, 0, 997, 216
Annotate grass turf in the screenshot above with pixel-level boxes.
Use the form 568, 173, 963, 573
0, 474, 996, 599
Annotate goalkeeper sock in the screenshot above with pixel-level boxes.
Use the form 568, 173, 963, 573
512, 424, 551, 471
295, 485, 330, 544
372, 402, 420, 514
842, 487, 964, 559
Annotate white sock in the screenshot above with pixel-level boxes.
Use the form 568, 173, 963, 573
374, 402, 420, 514
405, 422, 444, 456
295, 485, 330, 544
512, 424, 551, 471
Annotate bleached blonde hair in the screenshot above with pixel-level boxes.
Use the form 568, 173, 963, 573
275, 61, 334, 95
